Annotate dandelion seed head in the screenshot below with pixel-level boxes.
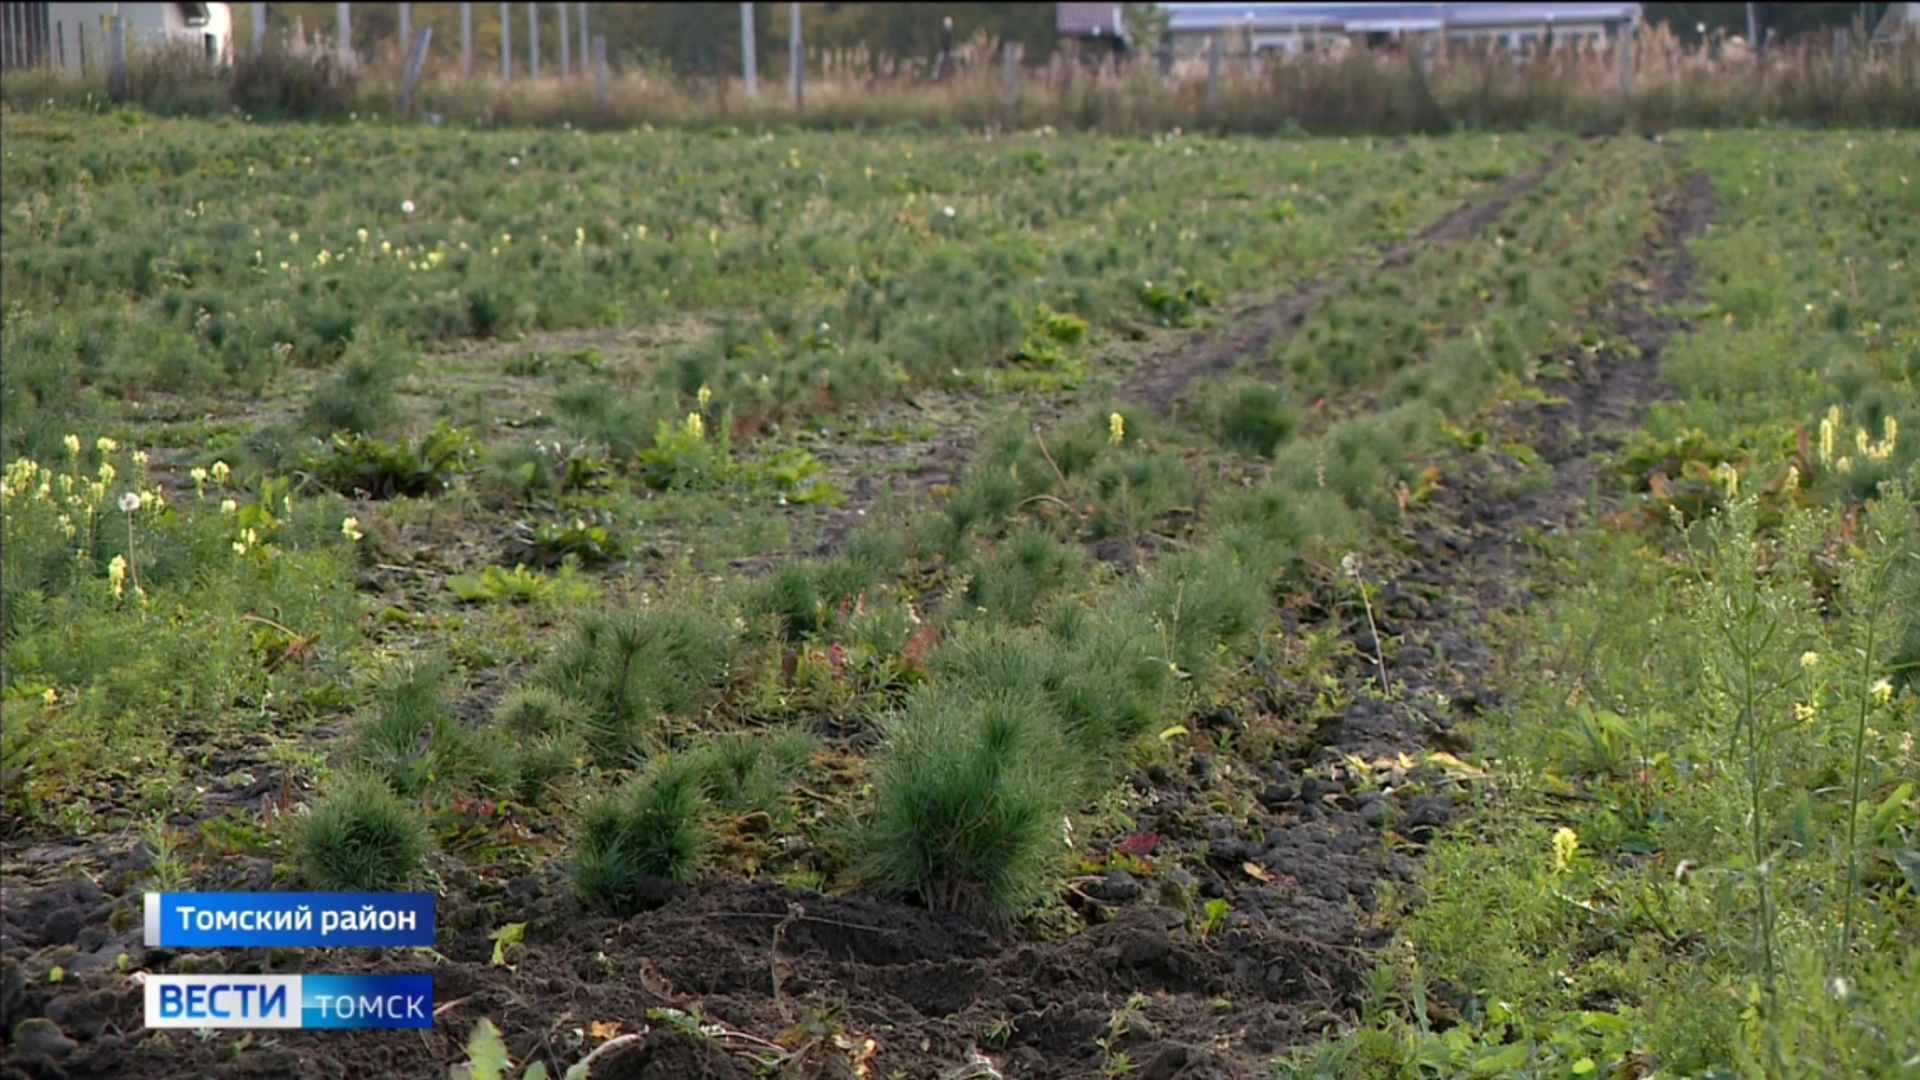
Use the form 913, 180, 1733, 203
401, 199, 416, 214
118, 492, 141, 513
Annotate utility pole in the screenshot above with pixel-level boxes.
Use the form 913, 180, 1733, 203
500, 0, 511, 79
461, 2, 472, 77
578, 3, 588, 76
741, 2, 757, 96
528, 0, 539, 78
789, 2, 802, 108
251, 3, 266, 53
399, 2, 411, 60
1745, 2, 1758, 51
558, 1, 569, 76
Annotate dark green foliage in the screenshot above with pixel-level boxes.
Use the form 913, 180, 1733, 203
294, 773, 431, 891
744, 556, 877, 642
858, 688, 1072, 923
689, 730, 816, 815
572, 754, 709, 912
503, 513, 628, 568
1120, 546, 1269, 686
966, 525, 1081, 624
302, 420, 477, 500
1216, 381, 1301, 458
931, 616, 1177, 773
482, 440, 612, 500
1087, 451, 1193, 542
352, 660, 516, 798
534, 605, 739, 766
509, 734, 584, 804
304, 328, 413, 436
492, 686, 578, 741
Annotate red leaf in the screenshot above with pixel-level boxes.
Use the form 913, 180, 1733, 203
1115, 831, 1160, 857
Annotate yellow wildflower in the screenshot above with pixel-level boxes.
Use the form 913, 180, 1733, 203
64, 434, 81, 457
1800, 651, 1820, 669
357, 227, 369, 245
341, 516, 364, 542
1794, 701, 1817, 723
685, 413, 705, 439
1552, 827, 1580, 874
289, 231, 300, 244
108, 554, 128, 599
1109, 412, 1126, 446
42, 688, 57, 707
210, 461, 231, 484
96, 436, 118, 454
697, 384, 713, 409
1871, 679, 1893, 706
221, 498, 238, 515
97, 462, 116, 485
1711, 462, 1738, 499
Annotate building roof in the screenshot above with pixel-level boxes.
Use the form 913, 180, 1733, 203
1161, 3, 1641, 34
1057, 3, 1128, 38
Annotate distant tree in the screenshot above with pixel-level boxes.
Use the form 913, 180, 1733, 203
1642, 3, 1888, 45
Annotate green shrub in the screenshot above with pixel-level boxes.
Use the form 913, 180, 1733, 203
503, 512, 628, 569
351, 660, 515, 798
744, 556, 877, 642
572, 754, 709, 912
303, 420, 477, 500
1119, 545, 1268, 686
637, 411, 731, 491
303, 329, 412, 436
535, 605, 738, 766
859, 687, 1073, 924
966, 525, 1081, 624
509, 734, 584, 804
690, 729, 816, 815
294, 773, 431, 891
492, 685, 579, 741
1216, 380, 1301, 457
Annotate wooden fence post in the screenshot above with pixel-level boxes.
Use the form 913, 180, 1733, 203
108, 14, 127, 101
789, 1, 802, 109
336, 3, 355, 71
741, 3, 757, 96
594, 33, 608, 113
527, 1, 538, 79
1002, 39, 1017, 109
400, 25, 433, 112
1619, 17, 1634, 112
1207, 35, 1220, 104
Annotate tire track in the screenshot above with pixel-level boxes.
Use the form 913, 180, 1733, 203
1123, 143, 1572, 412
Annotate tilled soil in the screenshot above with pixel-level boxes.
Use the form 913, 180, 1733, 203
0, 152, 1709, 1080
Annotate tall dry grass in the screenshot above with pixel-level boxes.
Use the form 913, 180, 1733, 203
3, 22, 1914, 133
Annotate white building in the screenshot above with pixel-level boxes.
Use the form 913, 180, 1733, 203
1, 3, 232, 73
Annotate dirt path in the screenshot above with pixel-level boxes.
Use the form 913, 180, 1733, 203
1123, 145, 1571, 413
0, 154, 1711, 1080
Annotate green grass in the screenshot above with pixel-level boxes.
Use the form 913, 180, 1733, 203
1283, 130, 1920, 1079
3, 108, 1913, 1078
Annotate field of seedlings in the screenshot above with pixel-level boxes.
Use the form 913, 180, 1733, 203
1, 106, 1915, 1080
